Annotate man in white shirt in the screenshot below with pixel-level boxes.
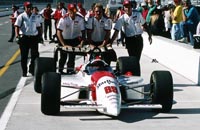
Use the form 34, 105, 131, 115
15, 1, 41, 77
86, 3, 114, 65
57, 3, 85, 74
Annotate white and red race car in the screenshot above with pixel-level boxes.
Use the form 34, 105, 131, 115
34, 46, 173, 117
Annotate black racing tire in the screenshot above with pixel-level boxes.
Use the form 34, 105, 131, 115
41, 72, 61, 115
34, 57, 56, 93
116, 56, 140, 76
150, 71, 173, 113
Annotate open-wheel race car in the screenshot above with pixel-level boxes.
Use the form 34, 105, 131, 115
34, 46, 173, 117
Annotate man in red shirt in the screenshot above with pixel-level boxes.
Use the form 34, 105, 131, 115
51, 2, 66, 42
41, 3, 53, 40
77, 3, 86, 17
141, 2, 149, 20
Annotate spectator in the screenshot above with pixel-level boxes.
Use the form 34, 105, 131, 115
85, 3, 95, 22
149, 9, 165, 35
155, 0, 163, 10
32, 6, 44, 44
115, 6, 125, 46
171, 0, 183, 41
8, 5, 19, 42
137, 3, 143, 13
147, 0, 165, 36
141, 1, 149, 20
51, 2, 66, 43
15, 1, 42, 77
104, 4, 111, 18
146, 0, 157, 25
110, 0, 152, 62
57, 3, 85, 74
163, 3, 174, 38
178, 0, 199, 45
41, 3, 53, 41
86, 3, 115, 65
77, 2, 86, 17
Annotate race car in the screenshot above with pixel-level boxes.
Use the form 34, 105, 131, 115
34, 46, 173, 117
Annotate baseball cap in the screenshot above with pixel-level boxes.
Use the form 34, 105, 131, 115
24, 1, 32, 7
67, 3, 77, 12
123, 0, 131, 6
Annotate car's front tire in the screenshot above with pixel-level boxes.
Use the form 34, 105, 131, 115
41, 72, 61, 115
150, 71, 173, 113
34, 57, 56, 93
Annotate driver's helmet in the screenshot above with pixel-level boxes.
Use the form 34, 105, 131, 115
90, 59, 105, 67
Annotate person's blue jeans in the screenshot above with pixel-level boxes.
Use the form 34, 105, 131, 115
171, 23, 182, 41
180, 21, 196, 45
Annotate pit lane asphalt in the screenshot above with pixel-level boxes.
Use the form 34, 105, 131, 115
1, 38, 200, 130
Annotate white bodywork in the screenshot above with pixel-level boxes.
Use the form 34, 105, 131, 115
60, 61, 145, 116
95, 76, 121, 116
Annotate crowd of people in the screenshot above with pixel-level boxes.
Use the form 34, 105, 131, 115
9, 0, 200, 76
136, 0, 199, 46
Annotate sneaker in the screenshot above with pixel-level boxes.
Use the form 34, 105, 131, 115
178, 37, 188, 43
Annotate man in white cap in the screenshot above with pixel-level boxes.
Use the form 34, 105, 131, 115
110, 0, 152, 62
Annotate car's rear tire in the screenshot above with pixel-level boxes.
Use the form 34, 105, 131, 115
150, 71, 173, 113
116, 56, 140, 101
116, 56, 140, 76
41, 72, 61, 115
34, 58, 56, 93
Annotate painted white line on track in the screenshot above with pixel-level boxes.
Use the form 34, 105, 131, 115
0, 77, 27, 130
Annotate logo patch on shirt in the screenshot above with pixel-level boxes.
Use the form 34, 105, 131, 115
132, 16, 137, 21
74, 21, 79, 24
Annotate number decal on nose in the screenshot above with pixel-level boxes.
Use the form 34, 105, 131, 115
104, 86, 118, 94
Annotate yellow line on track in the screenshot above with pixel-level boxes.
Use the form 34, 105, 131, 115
0, 49, 20, 77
